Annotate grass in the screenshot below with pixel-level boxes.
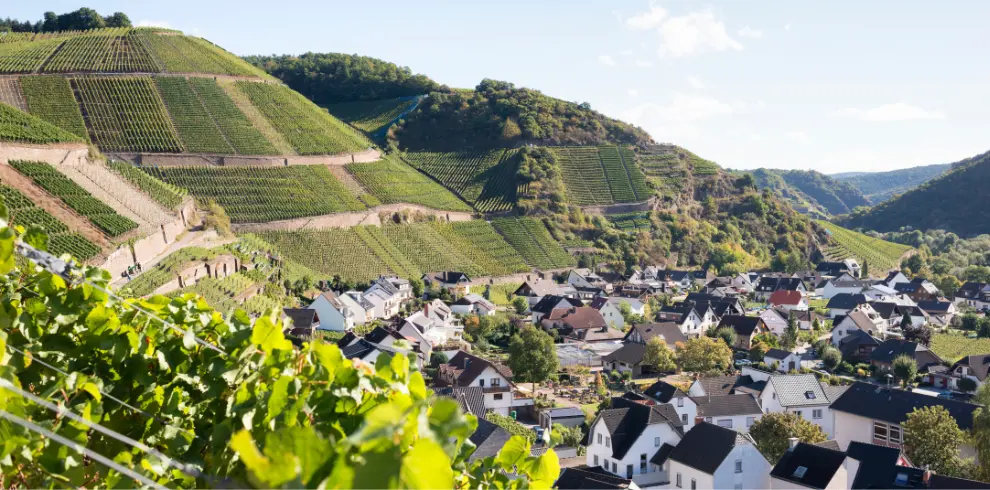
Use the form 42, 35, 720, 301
931, 333, 990, 364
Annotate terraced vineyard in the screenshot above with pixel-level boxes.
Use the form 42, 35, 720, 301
353, 225, 422, 279
10, 160, 138, 237
0, 183, 100, 260
235, 81, 369, 155
20, 76, 90, 140
553, 146, 649, 206
609, 211, 652, 232
41, 29, 158, 73
435, 221, 530, 276
107, 160, 187, 209
491, 217, 575, 269
815, 220, 912, 274
0, 101, 83, 144
347, 156, 471, 211
259, 227, 394, 282
381, 223, 487, 277
136, 30, 270, 78
0, 38, 62, 73
403, 149, 519, 212
155, 76, 233, 154
168, 272, 281, 317
74, 76, 183, 152
327, 97, 418, 134
144, 165, 365, 223
123, 246, 221, 295
188, 78, 278, 155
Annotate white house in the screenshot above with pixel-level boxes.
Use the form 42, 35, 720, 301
954, 281, 990, 310
822, 279, 872, 300
586, 397, 683, 486
436, 350, 529, 416
530, 295, 584, 324
643, 380, 698, 430
882, 271, 910, 289
763, 349, 802, 373
943, 354, 990, 391
307, 290, 371, 332
831, 309, 885, 346
760, 308, 790, 337
657, 304, 713, 339
769, 440, 920, 490
567, 268, 612, 293
661, 422, 771, 490
366, 276, 413, 302
768, 290, 808, 312
450, 293, 497, 316
363, 288, 401, 319
403, 299, 464, 346
861, 284, 900, 303
757, 373, 846, 437
693, 394, 763, 434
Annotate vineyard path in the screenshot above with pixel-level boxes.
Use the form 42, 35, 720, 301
232, 203, 475, 232
109, 229, 235, 287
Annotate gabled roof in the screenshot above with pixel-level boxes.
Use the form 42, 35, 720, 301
870, 301, 899, 320
917, 300, 953, 313
756, 276, 783, 292
837, 329, 880, 358
650, 442, 677, 466
829, 382, 979, 430
764, 348, 794, 360
778, 277, 805, 291
884, 270, 906, 283
770, 442, 847, 490
592, 397, 683, 459
768, 374, 830, 407
693, 393, 762, 417
826, 293, 868, 310
643, 380, 689, 403
432, 386, 485, 417
543, 306, 607, 329
514, 279, 562, 297
468, 417, 512, 461
693, 375, 754, 396
532, 295, 583, 314
601, 342, 646, 365
365, 326, 405, 344
667, 422, 749, 474
870, 339, 944, 372
624, 322, 687, 347
588, 296, 610, 310
837, 309, 877, 333
556, 465, 634, 490
453, 293, 495, 311
341, 339, 379, 359
844, 441, 903, 489
955, 281, 989, 299
954, 354, 990, 381
437, 350, 513, 387
283, 308, 318, 329
717, 315, 764, 336
769, 290, 804, 306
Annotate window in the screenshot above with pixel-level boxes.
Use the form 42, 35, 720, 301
597, 433, 602, 444
655, 437, 661, 447
681, 414, 688, 424
874, 421, 889, 442
813, 409, 823, 419
594, 455, 599, 466
794, 410, 802, 417
691, 478, 697, 490
641, 454, 648, 473
677, 397, 684, 407
772, 392, 776, 400
493, 393, 503, 400
612, 461, 617, 473
479, 379, 485, 387
889, 424, 902, 444
491, 378, 501, 387
606, 436, 611, 448
746, 416, 756, 427
735, 459, 743, 473
676, 473, 682, 488
718, 419, 733, 428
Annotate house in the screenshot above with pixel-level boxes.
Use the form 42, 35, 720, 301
916, 300, 957, 327
337, 327, 424, 365
822, 279, 872, 300
624, 322, 688, 349
282, 308, 319, 340
432, 386, 486, 418
764, 348, 802, 372
825, 293, 869, 318
541, 306, 621, 343
882, 270, 910, 289
943, 354, 990, 391
830, 309, 885, 346
659, 422, 771, 490
467, 417, 512, 461
830, 382, 980, 459
610, 296, 647, 316
642, 380, 697, 429
591, 297, 627, 329
790, 309, 824, 331
604, 323, 688, 376
585, 397, 684, 486
450, 293, 497, 316
953, 281, 990, 310
769, 440, 851, 490
435, 350, 522, 416
760, 308, 791, 337
861, 284, 901, 303
603, 344, 650, 376
716, 315, 768, 350
869, 339, 945, 375
540, 407, 586, 429
530, 295, 584, 323
893, 278, 941, 302
769, 290, 808, 312
688, 374, 760, 398
657, 304, 712, 339
836, 330, 881, 363
816, 259, 861, 278
870, 301, 928, 330
339, 337, 412, 365
687, 293, 745, 316
757, 374, 847, 437
556, 465, 640, 490
514, 278, 570, 304
363, 288, 402, 319
307, 290, 371, 332
422, 271, 472, 295
693, 394, 764, 433
366, 275, 413, 302
567, 268, 613, 293
755, 277, 807, 301
402, 299, 463, 346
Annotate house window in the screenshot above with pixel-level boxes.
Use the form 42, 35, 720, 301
746, 416, 756, 427
491, 378, 501, 387
676, 473, 682, 488
794, 410, 802, 417
718, 419, 733, 428
681, 414, 688, 424
889, 425, 902, 444
493, 393, 503, 400
655, 437, 661, 447
594, 455, 599, 466
612, 461, 617, 473
641, 454, 648, 473
772, 393, 776, 400
692, 478, 697, 490
479, 379, 485, 387
874, 422, 888, 442
597, 434, 602, 444
606, 436, 611, 448
813, 409, 823, 419
677, 397, 684, 407
735, 459, 743, 473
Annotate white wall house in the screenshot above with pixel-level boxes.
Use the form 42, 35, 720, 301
759, 309, 790, 337
830, 309, 885, 346
758, 374, 841, 437
437, 351, 525, 416
307, 291, 371, 332
592, 297, 626, 330
764, 349, 803, 373
665, 423, 771, 490
693, 394, 764, 434
586, 398, 683, 487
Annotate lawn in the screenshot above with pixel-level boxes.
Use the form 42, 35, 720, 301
931, 333, 990, 363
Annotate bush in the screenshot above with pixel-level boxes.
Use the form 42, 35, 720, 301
957, 377, 978, 393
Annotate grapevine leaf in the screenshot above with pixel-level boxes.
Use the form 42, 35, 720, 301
408, 370, 426, 400
265, 376, 291, 424
518, 449, 560, 488
401, 439, 454, 489
79, 382, 102, 402
496, 436, 531, 470
0, 227, 14, 275
0, 201, 7, 223
22, 225, 47, 252
229, 430, 297, 488
251, 315, 291, 354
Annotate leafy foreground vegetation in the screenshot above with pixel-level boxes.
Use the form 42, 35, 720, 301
816, 220, 912, 274
0, 101, 83, 144
107, 160, 187, 209
0, 183, 100, 260
0, 220, 556, 488
403, 149, 519, 212
144, 165, 365, 223
347, 156, 472, 211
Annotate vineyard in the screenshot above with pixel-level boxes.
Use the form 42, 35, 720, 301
259, 227, 394, 282
487, 282, 522, 306
106, 160, 187, 209
609, 211, 652, 232
491, 217, 575, 269
155, 76, 233, 153
9, 160, 138, 237
19, 76, 90, 140
136, 30, 271, 78
73, 76, 184, 152
327, 97, 418, 134
552, 146, 650, 206
187, 77, 278, 155
167, 271, 282, 317
931, 333, 990, 364
143, 164, 365, 223
0, 183, 100, 260
433, 221, 530, 276
235, 81, 370, 155
40, 29, 158, 73
815, 220, 912, 274
347, 156, 471, 211
403, 149, 519, 212
0, 101, 83, 144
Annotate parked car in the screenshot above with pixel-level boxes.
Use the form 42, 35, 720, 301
734, 359, 753, 367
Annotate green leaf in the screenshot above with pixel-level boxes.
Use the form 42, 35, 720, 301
22, 226, 48, 252
408, 371, 426, 400
229, 430, 296, 488
0, 200, 8, 223
79, 382, 102, 402
0, 227, 14, 275
265, 376, 291, 424
496, 436, 531, 470
401, 439, 454, 489
251, 316, 292, 354
519, 449, 559, 488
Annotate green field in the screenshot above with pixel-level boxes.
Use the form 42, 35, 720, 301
10, 160, 138, 237
347, 156, 471, 211
609, 211, 652, 232
155, 76, 233, 154
187, 78, 278, 155
74, 76, 183, 153
816, 220, 912, 274
931, 333, 990, 364
327, 97, 418, 134
107, 160, 187, 209
20, 76, 90, 140
403, 149, 519, 212
144, 165, 365, 223
0, 183, 100, 260
0, 101, 83, 145
552, 146, 648, 206
491, 217, 575, 269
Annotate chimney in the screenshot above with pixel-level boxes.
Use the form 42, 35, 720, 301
788, 437, 799, 450
464, 357, 470, 369
922, 468, 931, 485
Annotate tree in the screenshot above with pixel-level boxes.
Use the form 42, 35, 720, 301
904, 324, 933, 346
956, 377, 978, 393
899, 312, 913, 330
676, 337, 733, 373
978, 318, 990, 339
507, 327, 559, 392
862, 260, 869, 278
430, 351, 449, 368
714, 327, 737, 348
903, 406, 970, 478
891, 354, 918, 388
643, 337, 677, 373
40, 11, 57, 32
410, 277, 424, 298
749, 412, 827, 463
103, 12, 131, 27
938, 275, 962, 299
512, 296, 528, 315
972, 384, 990, 482
961, 313, 981, 332
820, 346, 842, 371
782, 314, 798, 351
749, 343, 767, 362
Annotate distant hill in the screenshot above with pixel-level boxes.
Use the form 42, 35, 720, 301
832, 163, 951, 203
746, 168, 870, 217
841, 150, 990, 236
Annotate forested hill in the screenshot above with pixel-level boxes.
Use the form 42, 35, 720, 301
832, 163, 951, 204
841, 149, 990, 237
389, 79, 655, 151
245, 53, 441, 105
747, 168, 870, 217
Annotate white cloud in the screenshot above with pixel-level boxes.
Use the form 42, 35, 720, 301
598, 55, 616, 66
686, 75, 705, 89
784, 23, 792, 31
656, 9, 744, 58
620, 49, 634, 57
737, 26, 764, 39
785, 131, 810, 143
626, 5, 668, 31
136, 20, 172, 28
634, 59, 654, 68
628, 89, 640, 97
830, 102, 945, 122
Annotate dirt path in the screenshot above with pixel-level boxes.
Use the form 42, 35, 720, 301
232, 203, 475, 232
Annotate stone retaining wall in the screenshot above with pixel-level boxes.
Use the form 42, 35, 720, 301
233, 204, 474, 232
580, 197, 657, 216
0, 142, 89, 166
109, 149, 381, 168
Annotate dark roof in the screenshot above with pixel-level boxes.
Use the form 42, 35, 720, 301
437, 351, 513, 387
437, 271, 470, 283
693, 375, 754, 396
593, 397, 683, 459
693, 393, 763, 417
917, 300, 953, 313
870, 301, 899, 319
543, 407, 585, 419
717, 315, 764, 336
733, 380, 766, 396
894, 282, 920, 293
928, 474, 990, 489
955, 354, 990, 381
589, 296, 610, 309
365, 326, 405, 344
650, 442, 677, 466
340, 339, 378, 359
643, 380, 689, 403
556, 465, 633, 490
532, 295, 583, 314
826, 293, 869, 310
602, 342, 646, 365
778, 277, 805, 291
756, 277, 783, 292
283, 308, 318, 328
837, 330, 881, 358
432, 386, 485, 417
625, 322, 688, 347
869, 339, 944, 372
829, 382, 980, 430
956, 281, 989, 299
468, 417, 512, 461
765, 348, 794, 360
770, 442, 848, 490
845, 441, 902, 489
667, 422, 745, 474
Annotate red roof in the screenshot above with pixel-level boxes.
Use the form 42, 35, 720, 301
768, 289, 804, 306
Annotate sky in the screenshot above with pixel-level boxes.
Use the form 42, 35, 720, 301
9, 1, 990, 173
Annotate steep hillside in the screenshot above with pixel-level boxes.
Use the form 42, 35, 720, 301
815, 220, 912, 275
833, 163, 951, 203
748, 168, 870, 216
842, 149, 990, 237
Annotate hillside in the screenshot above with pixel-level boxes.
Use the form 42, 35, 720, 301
815, 220, 912, 275
833, 163, 951, 203
748, 168, 870, 217
842, 149, 990, 237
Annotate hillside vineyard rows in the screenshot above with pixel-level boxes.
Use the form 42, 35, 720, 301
74, 76, 184, 152
552, 146, 650, 206
491, 217, 576, 269
0, 100, 82, 144
106, 159, 187, 208
0, 183, 100, 259
19, 75, 90, 139
327, 96, 418, 134
346, 156, 472, 212
403, 149, 520, 212
815, 220, 912, 272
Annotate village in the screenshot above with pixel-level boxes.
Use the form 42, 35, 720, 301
280, 258, 990, 489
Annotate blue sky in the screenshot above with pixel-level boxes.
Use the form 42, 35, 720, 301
10, 1, 990, 173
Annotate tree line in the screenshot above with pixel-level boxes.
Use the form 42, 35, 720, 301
0, 8, 132, 33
